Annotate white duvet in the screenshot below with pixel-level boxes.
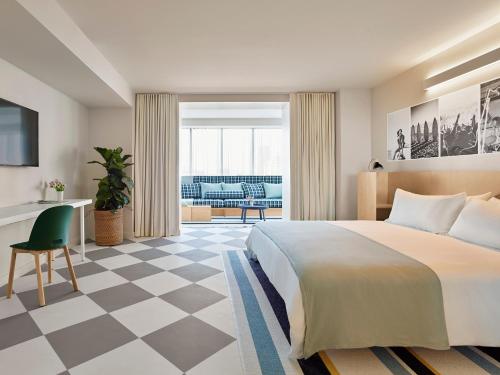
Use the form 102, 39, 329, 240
245, 220, 500, 359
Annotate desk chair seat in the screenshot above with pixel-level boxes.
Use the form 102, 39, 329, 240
6, 205, 79, 307
10, 240, 67, 251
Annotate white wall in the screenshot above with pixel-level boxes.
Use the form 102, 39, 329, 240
86, 108, 134, 240
17, 0, 133, 106
335, 89, 372, 219
0, 57, 89, 284
372, 23, 500, 172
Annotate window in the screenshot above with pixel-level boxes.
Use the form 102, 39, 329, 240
180, 127, 283, 175
222, 129, 252, 175
254, 129, 282, 175
180, 128, 190, 176
191, 128, 221, 175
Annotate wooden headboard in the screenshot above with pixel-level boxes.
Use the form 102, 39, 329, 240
357, 171, 500, 220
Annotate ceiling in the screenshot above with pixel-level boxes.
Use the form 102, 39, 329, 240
0, 0, 132, 107
58, 0, 500, 93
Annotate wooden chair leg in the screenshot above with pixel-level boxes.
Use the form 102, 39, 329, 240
47, 251, 53, 284
63, 246, 79, 292
6, 249, 17, 299
34, 254, 46, 307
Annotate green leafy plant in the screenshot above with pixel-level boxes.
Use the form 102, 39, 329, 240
88, 147, 134, 211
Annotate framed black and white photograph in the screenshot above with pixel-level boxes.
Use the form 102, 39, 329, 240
479, 77, 500, 154
410, 99, 439, 159
387, 108, 410, 160
439, 85, 479, 157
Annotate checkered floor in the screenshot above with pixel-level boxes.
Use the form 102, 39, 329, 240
0, 226, 251, 375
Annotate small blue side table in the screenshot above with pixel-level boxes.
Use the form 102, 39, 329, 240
239, 204, 267, 223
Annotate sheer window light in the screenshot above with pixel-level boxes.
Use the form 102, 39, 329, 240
254, 128, 282, 175
191, 128, 221, 175
182, 127, 282, 175
180, 128, 191, 176
222, 128, 252, 175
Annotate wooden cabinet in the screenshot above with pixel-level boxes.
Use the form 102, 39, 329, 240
357, 172, 392, 221
191, 206, 212, 221
182, 206, 212, 222
181, 206, 192, 221
182, 207, 282, 221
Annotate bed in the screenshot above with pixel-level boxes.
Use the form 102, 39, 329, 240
245, 219, 500, 359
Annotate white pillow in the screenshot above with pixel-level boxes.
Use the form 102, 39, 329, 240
467, 192, 492, 202
386, 189, 466, 234
449, 199, 500, 250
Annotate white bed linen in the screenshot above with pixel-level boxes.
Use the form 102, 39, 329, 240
246, 220, 500, 359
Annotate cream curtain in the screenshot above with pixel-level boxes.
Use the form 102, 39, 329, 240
290, 92, 335, 220
134, 93, 180, 237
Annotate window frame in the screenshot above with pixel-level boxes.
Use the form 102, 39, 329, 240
182, 126, 282, 175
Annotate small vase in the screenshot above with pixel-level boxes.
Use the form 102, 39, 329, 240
57, 191, 64, 202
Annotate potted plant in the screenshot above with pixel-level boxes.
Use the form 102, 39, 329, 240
49, 179, 65, 201
88, 147, 134, 246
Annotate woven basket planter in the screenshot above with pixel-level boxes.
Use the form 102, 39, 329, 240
94, 209, 123, 246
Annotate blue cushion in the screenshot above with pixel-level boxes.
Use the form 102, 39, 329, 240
193, 176, 282, 184
221, 182, 242, 191
263, 183, 282, 199
224, 198, 282, 208
200, 182, 222, 198
192, 199, 225, 208
224, 199, 249, 208
205, 190, 244, 199
242, 182, 265, 198
181, 183, 201, 199
256, 199, 282, 208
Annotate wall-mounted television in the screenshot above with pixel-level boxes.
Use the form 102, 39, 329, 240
0, 98, 39, 166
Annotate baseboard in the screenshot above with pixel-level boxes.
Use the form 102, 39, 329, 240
124, 230, 135, 240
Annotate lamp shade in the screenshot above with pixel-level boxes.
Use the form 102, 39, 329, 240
368, 158, 384, 171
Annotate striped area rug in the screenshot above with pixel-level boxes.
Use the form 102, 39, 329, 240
222, 250, 500, 375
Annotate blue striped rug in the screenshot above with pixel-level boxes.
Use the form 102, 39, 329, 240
222, 250, 500, 375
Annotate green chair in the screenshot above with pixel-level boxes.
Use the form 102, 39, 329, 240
7, 205, 79, 307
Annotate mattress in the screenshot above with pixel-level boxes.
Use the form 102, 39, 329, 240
245, 220, 500, 359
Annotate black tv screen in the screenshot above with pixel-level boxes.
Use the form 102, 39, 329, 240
0, 98, 39, 166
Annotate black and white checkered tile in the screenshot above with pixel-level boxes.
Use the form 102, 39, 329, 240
0, 226, 251, 375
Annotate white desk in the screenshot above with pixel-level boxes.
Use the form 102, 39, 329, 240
0, 199, 93, 261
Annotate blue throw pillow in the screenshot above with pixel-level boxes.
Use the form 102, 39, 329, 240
181, 183, 201, 199
200, 182, 222, 198
205, 190, 245, 199
263, 183, 282, 199
221, 182, 243, 191
242, 182, 265, 198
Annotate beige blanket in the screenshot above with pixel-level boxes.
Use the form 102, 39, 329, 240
253, 221, 449, 358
